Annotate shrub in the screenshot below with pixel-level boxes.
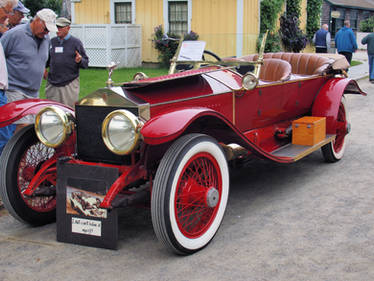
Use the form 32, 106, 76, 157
153, 25, 199, 67
306, 0, 323, 41
360, 16, 374, 32
279, 13, 307, 53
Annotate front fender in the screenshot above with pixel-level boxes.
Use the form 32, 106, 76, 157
141, 108, 227, 145
0, 99, 74, 127
312, 78, 366, 134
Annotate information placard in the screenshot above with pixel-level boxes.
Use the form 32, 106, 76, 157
177, 41, 206, 61
56, 161, 119, 250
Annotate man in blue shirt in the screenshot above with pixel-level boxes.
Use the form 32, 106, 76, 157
313, 24, 331, 53
335, 20, 357, 66
1, 8, 57, 133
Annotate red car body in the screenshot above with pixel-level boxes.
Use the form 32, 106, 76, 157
0, 47, 366, 254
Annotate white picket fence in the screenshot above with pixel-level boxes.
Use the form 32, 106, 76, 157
68, 24, 142, 68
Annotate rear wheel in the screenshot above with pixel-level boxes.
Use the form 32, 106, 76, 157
0, 125, 56, 225
151, 134, 229, 255
321, 97, 348, 162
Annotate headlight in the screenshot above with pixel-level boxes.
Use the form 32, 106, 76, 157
242, 73, 258, 90
35, 106, 75, 148
102, 110, 142, 155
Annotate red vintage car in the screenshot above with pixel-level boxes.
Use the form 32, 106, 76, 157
0, 39, 366, 254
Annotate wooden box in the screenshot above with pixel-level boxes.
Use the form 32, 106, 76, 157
292, 116, 326, 146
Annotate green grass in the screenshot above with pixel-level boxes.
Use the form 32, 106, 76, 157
351, 60, 362, 67
40, 67, 168, 99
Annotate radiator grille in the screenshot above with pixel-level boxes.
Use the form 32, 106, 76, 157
75, 105, 138, 164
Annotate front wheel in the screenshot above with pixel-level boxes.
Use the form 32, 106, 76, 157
321, 96, 348, 162
0, 125, 56, 225
151, 134, 229, 255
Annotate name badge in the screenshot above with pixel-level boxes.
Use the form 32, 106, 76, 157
55, 47, 64, 53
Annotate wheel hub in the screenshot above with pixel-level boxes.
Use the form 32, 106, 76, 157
205, 187, 219, 208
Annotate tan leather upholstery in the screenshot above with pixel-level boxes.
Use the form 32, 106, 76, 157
259, 58, 291, 81
263, 53, 332, 75
230, 52, 333, 76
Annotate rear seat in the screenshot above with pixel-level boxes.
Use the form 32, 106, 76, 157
230, 52, 333, 76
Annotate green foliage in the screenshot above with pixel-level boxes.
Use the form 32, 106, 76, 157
153, 25, 199, 67
260, 0, 285, 34
259, 0, 285, 52
23, 0, 62, 16
306, 0, 323, 41
286, 0, 301, 18
257, 32, 282, 53
360, 16, 374, 32
279, 13, 307, 52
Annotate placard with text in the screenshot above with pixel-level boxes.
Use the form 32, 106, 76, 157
56, 161, 119, 250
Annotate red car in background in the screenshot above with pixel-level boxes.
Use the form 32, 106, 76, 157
0, 37, 366, 254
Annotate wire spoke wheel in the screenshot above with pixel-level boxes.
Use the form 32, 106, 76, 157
0, 125, 57, 225
151, 134, 229, 255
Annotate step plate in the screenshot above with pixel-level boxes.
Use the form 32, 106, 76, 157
271, 134, 336, 161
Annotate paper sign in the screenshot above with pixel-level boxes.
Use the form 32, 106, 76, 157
177, 41, 206, 61
72, 217, 102, 237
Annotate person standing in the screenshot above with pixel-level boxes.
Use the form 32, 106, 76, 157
0, 0, 17, 37
45, 17, 89, 108
8, 0, 29, 28
1, 8, 57, 133
0, 0, 18, 155
361, 27, 374, 83
313, 24, 331, 53
334, 20, 358, 65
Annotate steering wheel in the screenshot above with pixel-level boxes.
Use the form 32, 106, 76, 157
202, 50, 222, 62
175, 50, 222, 72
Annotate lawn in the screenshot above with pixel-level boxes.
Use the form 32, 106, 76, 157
40, 67, 168, 99
351, 60, 362, 67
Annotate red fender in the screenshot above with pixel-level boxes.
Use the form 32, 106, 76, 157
312, 78, 366, 134
0, 99, 74, 127
141, 107, 224, 145
140, 107, 295, 163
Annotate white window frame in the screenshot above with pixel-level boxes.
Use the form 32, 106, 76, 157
110, 0, 136, 24
163, 0, 191, 34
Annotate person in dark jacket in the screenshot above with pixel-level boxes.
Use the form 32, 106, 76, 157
361, 27, 374, 83
334, 20, 357, 65
44, 17, 89, 108
313, 24, 331, 53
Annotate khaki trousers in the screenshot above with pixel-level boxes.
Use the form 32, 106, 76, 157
45, 77, 80, 108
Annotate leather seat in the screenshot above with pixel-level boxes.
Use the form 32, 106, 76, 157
259, 58, 291, 82
231, 52, 333, 76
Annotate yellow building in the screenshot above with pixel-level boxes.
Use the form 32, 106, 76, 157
71, 0, 260, 63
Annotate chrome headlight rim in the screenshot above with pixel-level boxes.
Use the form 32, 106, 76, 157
102, 109, 142, 155
242, 73, 258, 90
35, 106, 74, 148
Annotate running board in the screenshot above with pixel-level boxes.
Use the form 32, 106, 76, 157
271, 135, 336, 162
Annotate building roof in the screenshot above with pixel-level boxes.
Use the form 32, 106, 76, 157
325, 0, 374, 11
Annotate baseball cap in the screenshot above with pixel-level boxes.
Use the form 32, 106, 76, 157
14, 1, 30, 14
36, 8, 57, 32
56, 17, 71, 27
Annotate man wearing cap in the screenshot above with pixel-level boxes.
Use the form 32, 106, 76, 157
0, 0, 18, 155
7, 0, 29, 28
0, 0, 17, 36
45, 17, 89, 108
1, 8, 57, 133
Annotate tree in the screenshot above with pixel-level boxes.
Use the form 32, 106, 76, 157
23, 0, 62, 16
